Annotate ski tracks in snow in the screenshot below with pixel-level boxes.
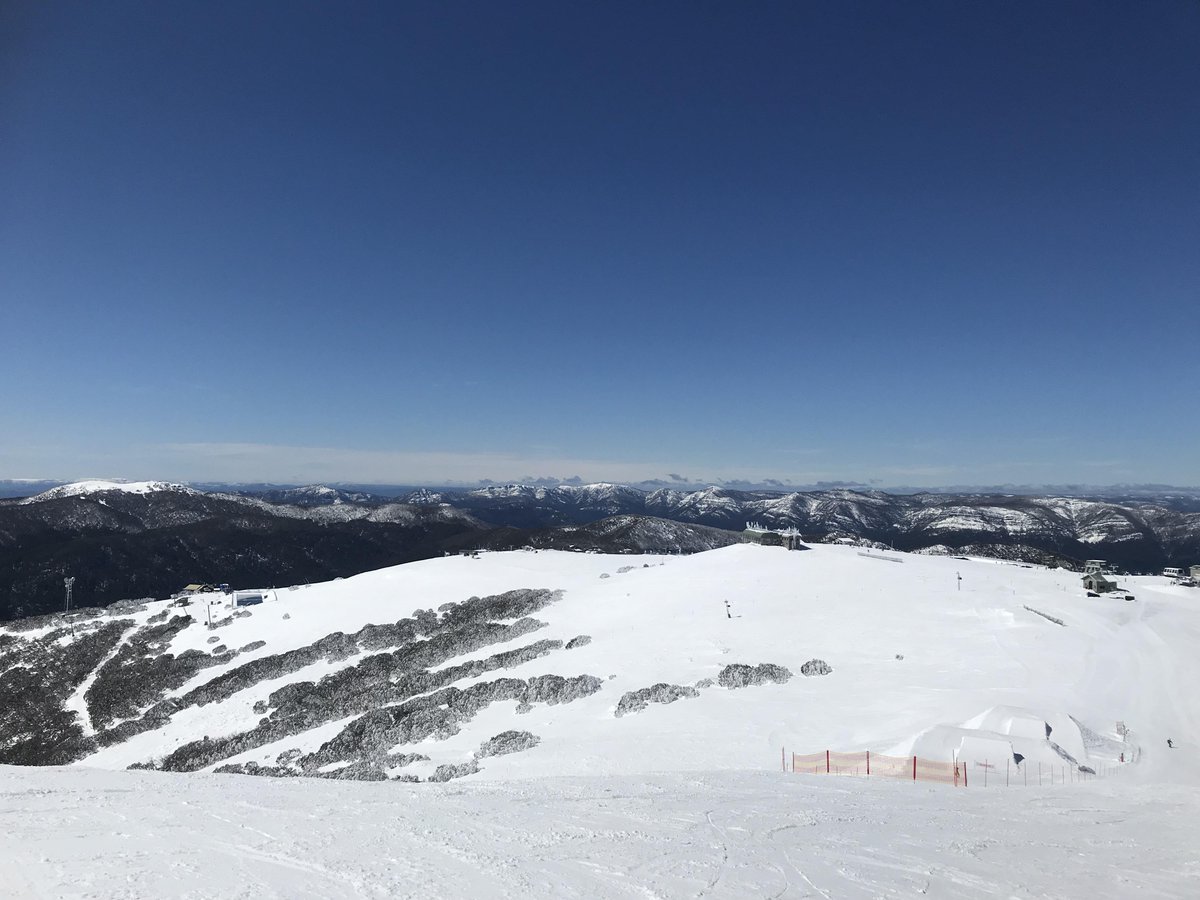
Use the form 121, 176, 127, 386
3, 766, 1200, 898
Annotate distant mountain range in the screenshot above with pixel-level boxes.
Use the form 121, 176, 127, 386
7, 478, 1200, 502
0, 483, 483, 622
0, 482, 745, 621
2, 479, 1198, 621
446, 483, 1200, 570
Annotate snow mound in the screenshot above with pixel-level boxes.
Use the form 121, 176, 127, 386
895, 705, 1098, 771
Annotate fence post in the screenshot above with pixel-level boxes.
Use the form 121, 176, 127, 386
1007, 758, 1010, 787
912, 755, 917, 781
782, 747, 786, 772
792, 752, 796, 773
826, 750, 830, 774
866, 750, 870, 776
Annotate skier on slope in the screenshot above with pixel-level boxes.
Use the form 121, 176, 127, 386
1167, 738, 1174, 749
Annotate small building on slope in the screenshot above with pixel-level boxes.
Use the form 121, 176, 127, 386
1082, 571, 1119, 594
743, 521, 807, 551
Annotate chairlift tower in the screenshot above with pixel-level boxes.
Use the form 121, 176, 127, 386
64, 576, 75, 615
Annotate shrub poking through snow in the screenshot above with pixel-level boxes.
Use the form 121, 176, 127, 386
717, 663, 793, 689
800, 659, 832, 676
429, 760, 480, 782
614, 683, 700, 717
475, 730, 539, 759
565, 635, 592, 649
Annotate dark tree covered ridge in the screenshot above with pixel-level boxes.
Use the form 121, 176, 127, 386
0, 487, 748, 621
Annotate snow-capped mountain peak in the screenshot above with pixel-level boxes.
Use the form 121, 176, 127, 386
20, 480, 197, 504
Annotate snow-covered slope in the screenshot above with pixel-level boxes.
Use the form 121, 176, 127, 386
3, 764, 1197, 899
4, 544, 1200, 897
4, 544, 1197, 788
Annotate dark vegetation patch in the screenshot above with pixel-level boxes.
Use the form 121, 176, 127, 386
476, 730, 540, 759
0, 620, 130, 764
717, 663, 793, 689
6, 587, 597, 772
215, 750, 428, 781
429, 760, 480, 782
104, 592, 562, 759
614, 683, 700, 717
84, 615, 225, 731
180, 589, 560, 711
162, 673, 601, 774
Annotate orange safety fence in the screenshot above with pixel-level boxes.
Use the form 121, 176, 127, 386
784, 748, 1124, 787
786, 749, 961, 785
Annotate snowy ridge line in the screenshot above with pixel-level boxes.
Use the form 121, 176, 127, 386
786, 747, 1127, 787
1023, 605, 1065, 626
19, 480, 197, 503
856, 551, 903, 563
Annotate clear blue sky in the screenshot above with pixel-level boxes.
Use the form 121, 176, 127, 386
2, 1, 1197, 487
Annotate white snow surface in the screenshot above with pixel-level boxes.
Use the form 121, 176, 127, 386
3, 765, 1198, 898
5, 544, 1200, 896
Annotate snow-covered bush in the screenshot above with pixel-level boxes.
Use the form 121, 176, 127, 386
476, 730, 540, 758
800, 659, 832, 676
717, 663, 793, 689
428, 760, 480, 782
614, 683, 700, 717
